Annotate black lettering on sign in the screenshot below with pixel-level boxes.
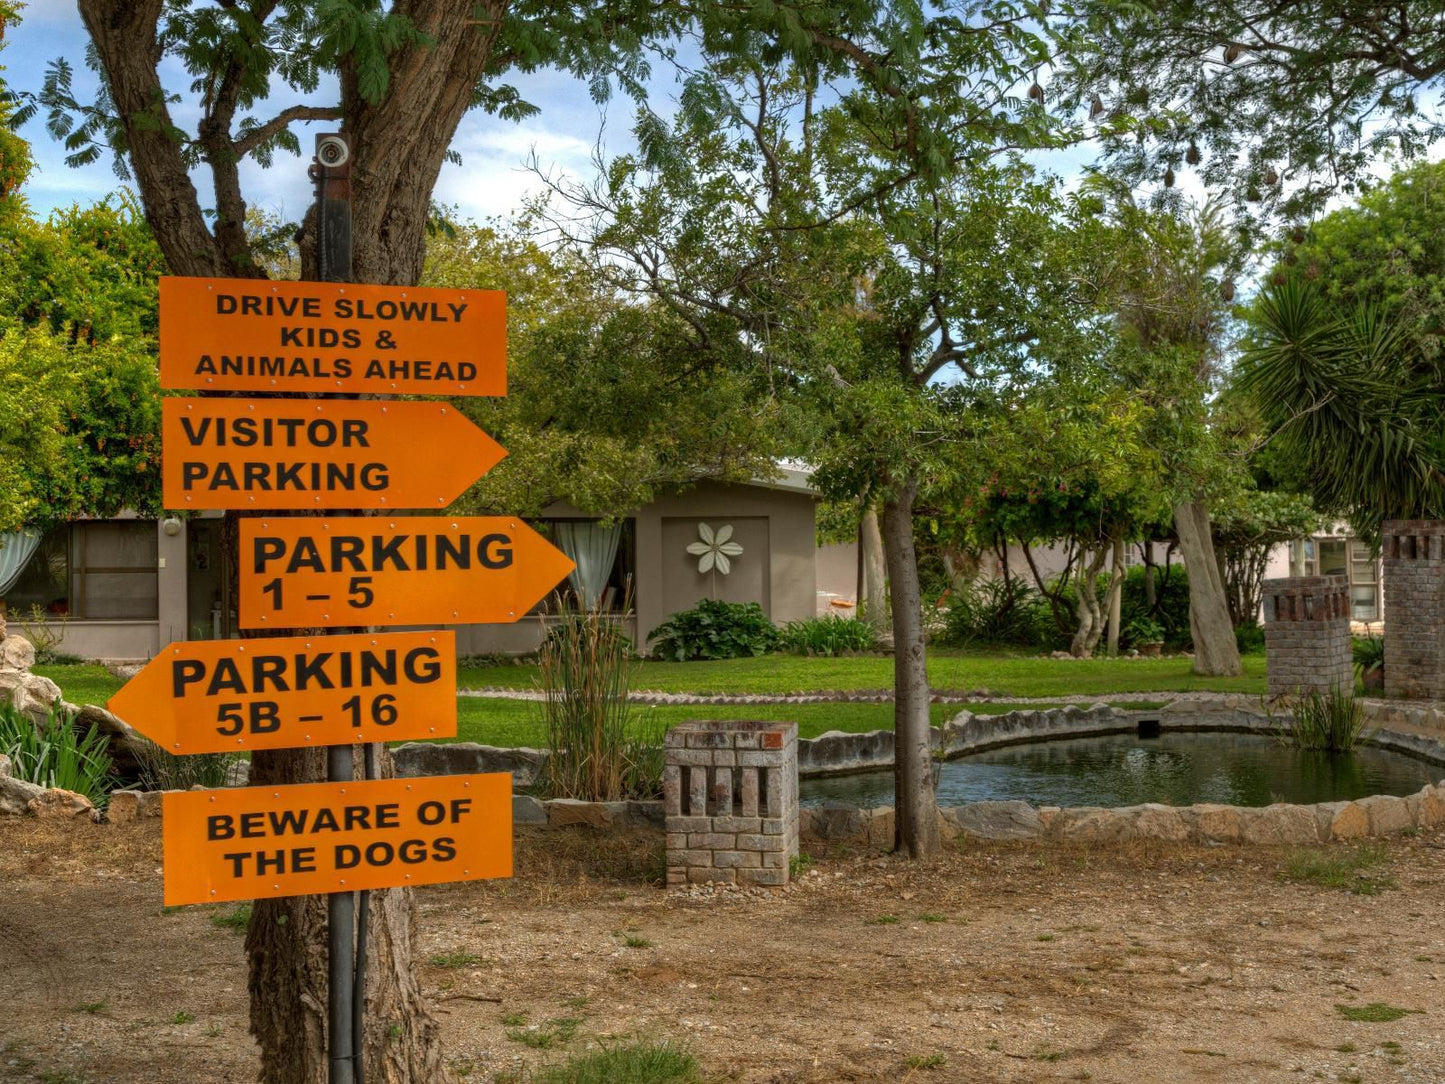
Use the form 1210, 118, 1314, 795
179, 460, 390, 493
332, 299, 469, 322
250, 533, 515, 575
217, 293, 323, 318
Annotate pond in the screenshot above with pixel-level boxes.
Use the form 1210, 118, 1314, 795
799, 730, 1442, 809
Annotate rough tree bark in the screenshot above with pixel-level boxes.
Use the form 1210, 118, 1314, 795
1070, 546, 1109, 657
77, 1, 515, 1078
1173, 500, 1242, 677
882, 477, 939, 859
1105, 532, 1125, 656
859, 505, 890, 644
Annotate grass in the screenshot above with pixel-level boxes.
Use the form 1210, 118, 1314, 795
532, 1039, 700, 1084
1334, 1003, 1420, 1023
210, 904, 252, 933
457, 650, 1268, 697
1279, 844, 1397, 895
32, 664, 124, 708
171, 1010, 195, 1025
71, 1001, 106, 1014
919, 913, 946, 923
622, 935, 652, 948
429, 950, 484, 969
864, 914, 900, 926
506, 1017, 582, 1049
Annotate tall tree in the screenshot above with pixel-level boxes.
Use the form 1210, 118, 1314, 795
1056, 0, 1445, 223
25, 2, 970, 1074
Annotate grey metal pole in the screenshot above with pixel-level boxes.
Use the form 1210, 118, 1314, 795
315, 132, 357, 1084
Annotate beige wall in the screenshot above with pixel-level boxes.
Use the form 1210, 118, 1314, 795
816, 541, 858, 614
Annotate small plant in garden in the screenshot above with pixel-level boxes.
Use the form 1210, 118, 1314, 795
532, 1039, 701, 1084
788, 853, 814, 878
646, 599, 779, 661
940, 578, 1055, 649
1270, 686, 1371, 751
864, 914, 899, 926
623, 935, 652, 949
72, 1001, 106, 1014
209, 903, 252, 933
1124, 615, 1164, 649
136, 743, 240, 792
905, 1053, 947, 1070
778, 615, 876, 656
1334, 1002, 1419, 1023
171, 1010, 195, 1025
0, 702, 114, 808
429, 950, 484, 969
1353, 636, 1385, 686
539, 598, 653, 802
1281, 843, 1395, 894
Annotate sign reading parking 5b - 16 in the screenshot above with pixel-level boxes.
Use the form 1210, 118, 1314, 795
159, 276, 505, 396
107, 630, 457, 755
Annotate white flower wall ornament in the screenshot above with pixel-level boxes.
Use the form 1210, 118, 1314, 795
687, 522, 743, 575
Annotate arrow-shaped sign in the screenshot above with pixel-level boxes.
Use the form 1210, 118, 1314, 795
107, 630, 457, 755
163, 399, 505, 510
239, 516, 575, 629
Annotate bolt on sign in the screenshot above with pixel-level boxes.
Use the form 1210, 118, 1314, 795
106, 631, 457, 755
239, 515, 575, 629
162, 398, 506, 510
158, 276, 506, 396
162, 773, 513, 906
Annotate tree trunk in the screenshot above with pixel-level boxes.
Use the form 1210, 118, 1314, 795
1070, 546, 1108, 657
881, 478, 939, 859
1142, 543, 1157, 609
1105, 531, 1125, 657
860, 505, 890, 644
1173, 500, 1242, 677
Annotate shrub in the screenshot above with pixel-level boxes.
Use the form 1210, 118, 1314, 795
778, 615, 877, 656
646, 599, 779, 662
1116, 563, 1193, 650
0, 701, 114, 808
135, 744, 241, 791
1235, 622, 1266, 655
540, 602, 657, 801
1270, 686, 1371, 751
1353, 635, 1385, 674
939, 578, 1057, 649
1123, 615, 1164, 646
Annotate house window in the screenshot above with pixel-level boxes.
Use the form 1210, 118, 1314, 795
1307, 536, 1379, 621
531, 519, 635, 613
5, 521, 158, 620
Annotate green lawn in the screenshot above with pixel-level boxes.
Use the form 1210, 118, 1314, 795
452, 697, 1074, 747
33, 663, 125, 709
459, 650, 1268, 698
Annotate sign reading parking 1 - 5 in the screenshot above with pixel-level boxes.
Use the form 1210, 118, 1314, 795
159, 277, 506, 396
239, 516, 575, 629
107, 631, 458, 754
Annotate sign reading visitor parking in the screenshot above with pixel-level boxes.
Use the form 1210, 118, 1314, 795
238, 516, 575, 629
161, 773, 512, 905
162, 398, 506, 510
106, 631, 458, 754
158, 276, 506, 396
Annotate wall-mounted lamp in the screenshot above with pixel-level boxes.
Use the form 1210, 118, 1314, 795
161, 517, 183, 537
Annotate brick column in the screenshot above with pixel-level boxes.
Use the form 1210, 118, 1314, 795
663, 720, 798, 888
1263, 575, 1352, 698
1383, 521, 1445, 699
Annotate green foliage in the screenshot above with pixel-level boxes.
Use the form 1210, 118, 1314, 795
1353, 636, 1386, 674
1281, 844, 1396, 895
647, 600, 780, 662
1118, 565, 1194, 651
1234, 623, 1266, 656
209, 904, 252, 933
532, 1039, 700, 1084
0, 701, 113, 808
136, 745, 239, 792
1124, 616, 1164, 646
1335, 1003, 1419, 1024
1239, 270, 1445, 542
777, 615, 877, 657
540, 604, 657, 801
940, 578, 1058, 650
1271, 687, 1371, 752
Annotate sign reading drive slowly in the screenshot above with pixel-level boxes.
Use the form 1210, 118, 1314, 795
159, 276, 506, 396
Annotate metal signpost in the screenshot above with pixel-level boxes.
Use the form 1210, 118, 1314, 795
109, 133, 574, 1084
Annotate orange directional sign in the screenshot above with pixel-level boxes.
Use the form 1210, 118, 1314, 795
239, 516, 575, 629
162, 773, 512, 905
159, 276, 506, 396
107, 631, 457, 754
162, 398, 506, 510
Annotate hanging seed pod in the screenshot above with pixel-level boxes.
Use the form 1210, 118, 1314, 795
1224, 42, 1243, 63
1270, 270, 1288, 287
1305, 263, 1321, 281
1090, 95, 1105, 119
1185, 142, 1201, 165
1221, 279, 1236, 302
1246, 186, 1262, 202
1264, 167, 1280, 186
1284, 250, 1298, 266
1029, 82, 1045, 103
1163, 168, 1176, 188
1290, 225, 1306, 244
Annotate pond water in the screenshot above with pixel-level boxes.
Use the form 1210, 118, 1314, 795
799, 730, 1442, 809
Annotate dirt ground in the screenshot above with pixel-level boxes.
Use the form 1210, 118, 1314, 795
3, 819, 1445, 1084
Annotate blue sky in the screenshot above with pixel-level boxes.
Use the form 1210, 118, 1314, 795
4, 0, 630, 223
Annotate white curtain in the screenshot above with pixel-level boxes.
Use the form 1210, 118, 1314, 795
0, 529, 41, 597
553, 521, 622, 610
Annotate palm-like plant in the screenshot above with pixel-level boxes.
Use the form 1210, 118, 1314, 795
1238, 279, 1445, 540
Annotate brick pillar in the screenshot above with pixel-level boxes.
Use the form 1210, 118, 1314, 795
1263, 575, 1352, 698
1383, 521, 1445, 699
663, 720, 798, 888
